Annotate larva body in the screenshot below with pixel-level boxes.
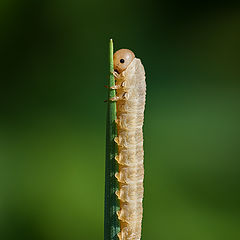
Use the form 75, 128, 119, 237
113, 49, 146, 240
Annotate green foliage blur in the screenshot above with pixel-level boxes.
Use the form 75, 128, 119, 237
1, 0, 240, 239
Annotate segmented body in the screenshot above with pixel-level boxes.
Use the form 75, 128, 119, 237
114, 58, 146, 240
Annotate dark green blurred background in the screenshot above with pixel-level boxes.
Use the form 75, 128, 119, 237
1, 0, 240, 239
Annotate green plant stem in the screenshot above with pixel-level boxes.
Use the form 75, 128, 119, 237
104, 39, 120, 240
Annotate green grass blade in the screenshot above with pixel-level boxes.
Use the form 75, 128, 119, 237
104, 39, 120, 240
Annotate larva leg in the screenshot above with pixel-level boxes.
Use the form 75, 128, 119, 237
121, 81, 126, 87
122, 92, 129, 100
105, 81, 126, 90
110, 85, 121, 90
110, 92, 129, 102
104, 85, 120, 89
104, 97, 119, 102
109, 96, 120, 102
110, 81, 127, 90
111, 70, 121, 80
104, 94, 125, 102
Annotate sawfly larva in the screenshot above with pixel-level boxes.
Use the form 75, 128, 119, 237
112, 49, 146, 240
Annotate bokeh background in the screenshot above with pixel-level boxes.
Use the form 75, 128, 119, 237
1, 0, 240, 239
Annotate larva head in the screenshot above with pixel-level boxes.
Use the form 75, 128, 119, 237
113, 49, 135, 73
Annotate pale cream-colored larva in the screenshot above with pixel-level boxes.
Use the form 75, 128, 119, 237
112, 49, 146, 240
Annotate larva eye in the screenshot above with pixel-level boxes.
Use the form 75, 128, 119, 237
113, 49, 135, 73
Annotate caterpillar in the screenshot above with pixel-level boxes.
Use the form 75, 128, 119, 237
111, 49, 146, 240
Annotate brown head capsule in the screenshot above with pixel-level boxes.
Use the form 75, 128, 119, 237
113, 49, 135, 73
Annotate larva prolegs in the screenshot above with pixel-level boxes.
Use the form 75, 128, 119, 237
111, 70, 121, 80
